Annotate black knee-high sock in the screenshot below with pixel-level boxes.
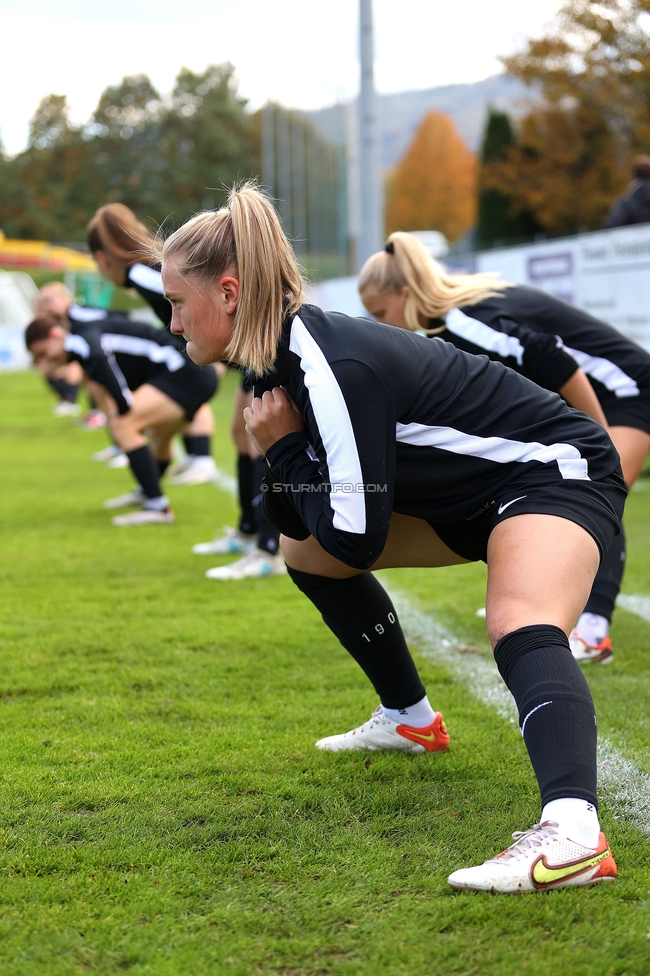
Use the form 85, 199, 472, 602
287, 567, 426, 708
184, 435, 211, 457
252, 457, 280, 554
494, 625, 598, 808
127, 445, 163, 500
238, 454, 256, 535
158, 458, 170, 478
583, 526, 626, 621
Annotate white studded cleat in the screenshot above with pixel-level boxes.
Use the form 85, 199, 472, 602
205, 548, 286, 580
569, 631, 614, 664
168, 456, 218, 485
111, 508, 175, 526
448, 821, 617, 894
192, 526, 257, 556
103, 488, 145, 509
315, 705, 450, 754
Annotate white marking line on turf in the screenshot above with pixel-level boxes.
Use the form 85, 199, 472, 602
617, 593, 650, 624
385, 585, 650, 836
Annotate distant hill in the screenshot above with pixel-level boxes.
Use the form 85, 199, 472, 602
305, 74, 533, 167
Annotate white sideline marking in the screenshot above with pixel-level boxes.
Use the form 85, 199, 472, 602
617, 593, 650, 623
385, 584, 650, 835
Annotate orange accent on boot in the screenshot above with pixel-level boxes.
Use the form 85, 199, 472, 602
592, 833, 618, 880
396, 712, 450, 752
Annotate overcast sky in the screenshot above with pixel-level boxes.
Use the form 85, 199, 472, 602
0, 0, 564, 157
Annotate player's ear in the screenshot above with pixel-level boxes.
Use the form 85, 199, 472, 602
221, 275, 240, 314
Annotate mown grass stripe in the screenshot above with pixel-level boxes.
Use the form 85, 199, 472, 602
386, 584, 650, 836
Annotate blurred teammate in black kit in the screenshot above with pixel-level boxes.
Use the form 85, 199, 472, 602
25, 310, 216, 526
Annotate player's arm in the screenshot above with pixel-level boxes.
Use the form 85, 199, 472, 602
248, 363, 395, 569
66, 326, 132, 414
558, 369, 609, 427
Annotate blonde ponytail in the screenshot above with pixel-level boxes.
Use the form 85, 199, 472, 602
358, 232, 512, 332
157, 182, 304, 375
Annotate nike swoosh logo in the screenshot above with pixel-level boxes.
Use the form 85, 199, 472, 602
531, 846, 611, 887
400, 729, 437, 742
497, 495, 527, 515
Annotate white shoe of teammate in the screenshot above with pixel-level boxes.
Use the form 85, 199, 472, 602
569, 630, 614, 664
205, 547, 286, 580
52, 401, 82, 417
168, 456, 218, 485
103, 488, 145, 509
447, 821, 617, 894
315, 705, 450, 754
192, 526, 256, 556
107, 452, 129, 468
111, 508, 175, 526
91, 445, 122, 463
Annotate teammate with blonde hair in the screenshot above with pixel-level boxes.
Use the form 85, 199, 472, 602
359, 233, 650, 665
157, 181, 623, 894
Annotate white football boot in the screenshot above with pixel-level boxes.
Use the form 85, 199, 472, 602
111, 508, 175, 526
205, 548, 286, 580
448, 821, 617, 894
169, 455, 218, 486
315, 705, 450, 754
103, 487, 145, 509
192, 526, 257, 556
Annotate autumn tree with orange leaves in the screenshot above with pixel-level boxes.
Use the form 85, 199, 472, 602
484, 0, 650, 233
385, 112, 477, 242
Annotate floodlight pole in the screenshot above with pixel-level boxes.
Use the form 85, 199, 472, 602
357, 0, 382, 270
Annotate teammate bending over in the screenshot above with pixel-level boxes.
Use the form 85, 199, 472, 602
87, 203, 221, 485
359, 233, 650, 665
156, 182, 624, 894
25, 310, 217, 525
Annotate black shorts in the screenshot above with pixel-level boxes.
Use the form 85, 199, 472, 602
428, 467, 627, 564
148, 363, 218, 421
600, 389, 650, 435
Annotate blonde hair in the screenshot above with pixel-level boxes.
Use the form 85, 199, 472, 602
33, 280, 74, 315
87, 203, 156, 267
358, 231, 512, 332
156, 182, 305, 375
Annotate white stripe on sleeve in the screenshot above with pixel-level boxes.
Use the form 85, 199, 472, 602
64, 334, 90, 358
446, 307, 525, 365
128, 263, 164, 295
559, 341, 639, 398
289, 316, 367, 533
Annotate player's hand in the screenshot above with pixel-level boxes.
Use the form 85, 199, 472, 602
243, 387, 304, 455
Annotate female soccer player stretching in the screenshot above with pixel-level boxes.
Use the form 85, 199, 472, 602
25, 309, 217, 525
159, 183, 623, 893
87, 203, 220, 486
358, 234, 650, 665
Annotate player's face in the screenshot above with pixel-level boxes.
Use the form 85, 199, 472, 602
360, 285, 410, 329
163, 254, 239, 366
29, 330, 68, 374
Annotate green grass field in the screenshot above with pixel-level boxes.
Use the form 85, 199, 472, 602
2, 368, 650, 975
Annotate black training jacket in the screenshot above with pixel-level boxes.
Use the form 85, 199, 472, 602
257, 304, 619, 570
64, 314, 190, 414
441, 285, 650, 401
